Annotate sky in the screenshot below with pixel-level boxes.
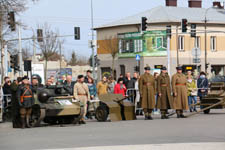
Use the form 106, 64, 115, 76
18, 0, 219, 60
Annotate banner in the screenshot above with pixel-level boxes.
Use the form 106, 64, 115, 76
118, 30, 167, 58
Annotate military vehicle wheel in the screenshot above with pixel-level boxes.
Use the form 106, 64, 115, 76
30, 105, 46, 127
95, 105, 108, 122
203, 109, 210, 114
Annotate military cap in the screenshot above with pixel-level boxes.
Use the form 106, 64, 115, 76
144, 65, 151, 70
77, 75, 84, 79
22, 76, 29, 80
32, 75, 38, 79
161, 66, 167, 70
176, 66, 182, 70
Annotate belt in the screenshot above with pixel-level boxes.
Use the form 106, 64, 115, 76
78, 94, 87, 96
161, 84, 167, 87
176, 84, 186, 86
144, 82, 152, 86
20, 95, 32, 103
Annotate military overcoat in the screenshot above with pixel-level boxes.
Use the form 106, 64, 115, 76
156, 73, 173, 109
171, 73, 189, 110
139, 72, 156, 109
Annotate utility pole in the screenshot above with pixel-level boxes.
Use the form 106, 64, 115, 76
0, 12, 4, 84
4, 45, 8, 77
91, 0, 95, 80
204, 15, 207, 74
32, 35, 36, 63
18, 25, 23, 77
59, 42, 62, 78
176, 25, 179, 66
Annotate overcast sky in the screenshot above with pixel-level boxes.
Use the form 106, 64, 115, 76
18, 0, 218, 59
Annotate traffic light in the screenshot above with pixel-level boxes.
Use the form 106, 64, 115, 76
24, 60, 32, 71
74, 27, 80, 40
141, 17, 147, 31
191, 24, 196, 37
166, 25, 172, 38
206, 63, 209, 69
37, 29, 43, 42
181, 19, 188, 33
8, 11, 16, 31
134, 66, 140, 72
10, 54, 19, 71
94, 55, 100, 66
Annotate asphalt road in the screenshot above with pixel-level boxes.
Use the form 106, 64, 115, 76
0, 110, 225, 150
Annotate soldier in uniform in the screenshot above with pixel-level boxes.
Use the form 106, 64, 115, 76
31, 75, 44, 94
139, 65, 156, 120
172, 66, 189, 118
73, 75, 90, 124
156, 67, 173, 119
17, 76, 34, 128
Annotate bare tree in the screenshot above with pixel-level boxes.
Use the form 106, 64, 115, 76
101, 36, 119, 79
22, 46, 31, 61
36, 23, 63, 81
68, 51, 77, 66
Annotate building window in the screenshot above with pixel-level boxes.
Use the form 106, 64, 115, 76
211, 36, 216, 52
119, 39, 135, 53
134, 39, 143, 52
195, 36, 200, 49
178, 36, 185, 51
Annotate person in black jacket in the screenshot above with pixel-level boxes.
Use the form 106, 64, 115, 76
124, 72, 135, 103
197, 72, 209, 109
10, 77, 22, 128
63, 75, 75, 95
3, 77, 11, 107
17, 76, 34, 129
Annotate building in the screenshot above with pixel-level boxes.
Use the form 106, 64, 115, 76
95, 0, 225, 79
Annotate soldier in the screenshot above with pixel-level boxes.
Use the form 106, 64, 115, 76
17, 76, 34, 128
73, 75, 90, 124
139, 65, 156, 120
156, 67, 173, 119
31, 75, 44, 93
172, 66, 189, 118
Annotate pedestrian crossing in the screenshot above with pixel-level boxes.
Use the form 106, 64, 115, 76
42, 142, 225, 150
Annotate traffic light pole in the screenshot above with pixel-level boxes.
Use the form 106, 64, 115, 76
167, 36, 171, 76
91, 0, 95, 80
18, 25, 23, 77
4, 45, 8, 77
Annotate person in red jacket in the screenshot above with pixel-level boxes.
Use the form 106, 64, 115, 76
114, 78, 127, 96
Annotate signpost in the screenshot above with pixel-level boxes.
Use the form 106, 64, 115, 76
192, 47, 201, 73
136, 54, 140, 74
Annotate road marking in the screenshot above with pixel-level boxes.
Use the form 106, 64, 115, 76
42, 142, 225, 150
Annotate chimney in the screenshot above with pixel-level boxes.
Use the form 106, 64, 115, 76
188, 0, 202, 8
166, 0, 177, 7
213, 1, 224, 9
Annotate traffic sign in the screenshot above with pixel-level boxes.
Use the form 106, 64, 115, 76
192, 48, 201, 57
193, 58, 201, 63
136, 54, 140, 61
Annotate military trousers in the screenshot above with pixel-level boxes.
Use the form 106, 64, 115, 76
20, 107, 32, 118
78, 96, 88, 119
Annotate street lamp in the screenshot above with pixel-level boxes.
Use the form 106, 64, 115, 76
204, 7, 211, 74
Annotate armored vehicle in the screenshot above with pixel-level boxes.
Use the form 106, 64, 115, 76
200, 76, 225, 114
30, 85, 83, 127
88, 94, 136, 122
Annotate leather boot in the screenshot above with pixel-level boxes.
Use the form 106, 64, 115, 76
26, 116, 31, 128
148, 115, 153, 120
180, 114, 186, 118
21, 118, 25, 129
